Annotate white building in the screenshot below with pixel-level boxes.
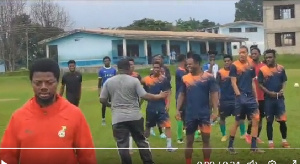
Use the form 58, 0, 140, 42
203, 21, 264, 55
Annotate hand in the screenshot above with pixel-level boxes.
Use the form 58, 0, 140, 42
269, 91, 277, 98
165, 103, 170, 112
158, 91, 169, 99
175, 110, 181, 121
279, 89, 284, 96
210, 113, 218, 122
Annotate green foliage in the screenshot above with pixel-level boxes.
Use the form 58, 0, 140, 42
235, 0, 263, 22
119, 18, 218, 31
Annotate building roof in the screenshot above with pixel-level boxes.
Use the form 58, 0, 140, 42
219, 21, 263, 27
38, 29, 248, 45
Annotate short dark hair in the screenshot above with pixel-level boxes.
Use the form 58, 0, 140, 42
177, 54, 186, 62
29, 58, 60, 81
152, 61, 161, 66
67, 60, 76, 65
240, 45, 249, 52
251, 47, 261, 54
187, 51, 194, 58
188, 54, 202, 64
103, 56, 111, 62
117, 58, 130, 71
264, 49, 276, 57
208, 50, 217, 55
128, 58, 134, 62
223, 54, 233, 61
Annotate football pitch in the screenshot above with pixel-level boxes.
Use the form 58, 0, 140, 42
0, 55, 300, 164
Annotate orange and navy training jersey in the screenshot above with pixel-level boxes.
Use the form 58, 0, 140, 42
131, 71, 141, 81
229, 60, 256, 94
0, 95, 96, 164
142, 75, 171, 110
179, 72, 219, 121
175, 67, 187, 99
216, 68, 235, 101
252, 61, 265, 101
258, 64, 287, 99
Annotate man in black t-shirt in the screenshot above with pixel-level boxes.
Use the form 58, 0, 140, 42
59, 60, 82, 106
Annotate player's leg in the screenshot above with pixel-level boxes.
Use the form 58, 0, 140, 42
129, 133, 134, 155
145, 110, 156, 139
276, 99, 290, 148
227, 99, 242, 154
265, 99, 275, 149
112, 122, 132, 164
176, 104, 184, 143
185, 120, 197, 164
245, 117, 252, 144
129, 117, 154, 164
256, 100, 265, 143
101, 97, 107, 125
219, 101, 231, 142
199, 118, 212, 163
158, 111, 175, 151
158, 126, 166, 139
247, 96, 264, 153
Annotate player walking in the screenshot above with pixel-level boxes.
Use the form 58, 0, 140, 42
98, 56, 117, 125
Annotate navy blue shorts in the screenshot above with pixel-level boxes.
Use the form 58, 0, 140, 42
235, 93, 259, 121
146, 109, 171, 128
185, 117, 211, 135
219, 100, 235, 119
265, 98, 286, 122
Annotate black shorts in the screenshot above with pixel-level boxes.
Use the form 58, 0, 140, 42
66, 94, 80, 107
219, 100, 235, 119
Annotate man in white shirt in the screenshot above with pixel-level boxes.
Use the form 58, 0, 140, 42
202, 51, 219, 78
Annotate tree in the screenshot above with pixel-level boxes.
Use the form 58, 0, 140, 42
30, 0, 73, 29
0, 0, 26, 71
118, 18, 174, 31
234, 0, 263, 22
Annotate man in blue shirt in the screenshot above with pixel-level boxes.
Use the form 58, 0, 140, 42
258, 49, 289, 149
176, 54, 219, 164
98, 56, 117, 125
227, 46, 264, 154
142, 61, 175, 152
202, 51, 219, 78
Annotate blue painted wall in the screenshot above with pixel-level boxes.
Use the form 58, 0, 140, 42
47, 32, 233, 67
48, 32, 120, 67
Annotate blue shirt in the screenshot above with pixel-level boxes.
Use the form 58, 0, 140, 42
98, 66, 117, 86
216, 68, 235, 101
202, 63, 219, 78
180, 72, 219, 121
229, 60, 255, 94
143, 75, 171, 110
258, 64, 287, 99
175, 67, 187, 99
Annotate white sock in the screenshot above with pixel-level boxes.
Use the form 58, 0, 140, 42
268, 140, 273, 144
129, 136, 133, 149
282, 139, 287, 142
167, 138, 172, 147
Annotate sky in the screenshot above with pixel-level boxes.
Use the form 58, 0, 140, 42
53, 0, 239, 29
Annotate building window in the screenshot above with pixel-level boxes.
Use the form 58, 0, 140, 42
200, 42, 206, 54
117, 44, 140, 57
214, 29, 219, 34
274, 5, 295, 20
275, 32, 296, 47
229, 28, 242, 33
245, 27, 257, 32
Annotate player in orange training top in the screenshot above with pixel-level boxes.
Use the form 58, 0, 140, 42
0, 58, 97, 164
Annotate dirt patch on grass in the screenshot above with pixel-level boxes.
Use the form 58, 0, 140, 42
82, 86, 98, 91
0, 98, 19, 102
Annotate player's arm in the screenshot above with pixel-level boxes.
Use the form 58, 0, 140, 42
164, 80, 172, 111
98, 70, 103, 96
210, 77, 219, 120
251, 68, 258, 101
229, 65, 240, 96
216, 72, 221, 101
280, 68, 288, 96
136, 79, 168, 101
74, 112, 97, 164
176, 84, 186, 120
79, 74, 83, 100
59, 74, 66, 96
257, 70, 276, 98
0, 115, 20, 164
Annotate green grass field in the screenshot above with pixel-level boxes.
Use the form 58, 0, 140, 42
1, 55, 300, 164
